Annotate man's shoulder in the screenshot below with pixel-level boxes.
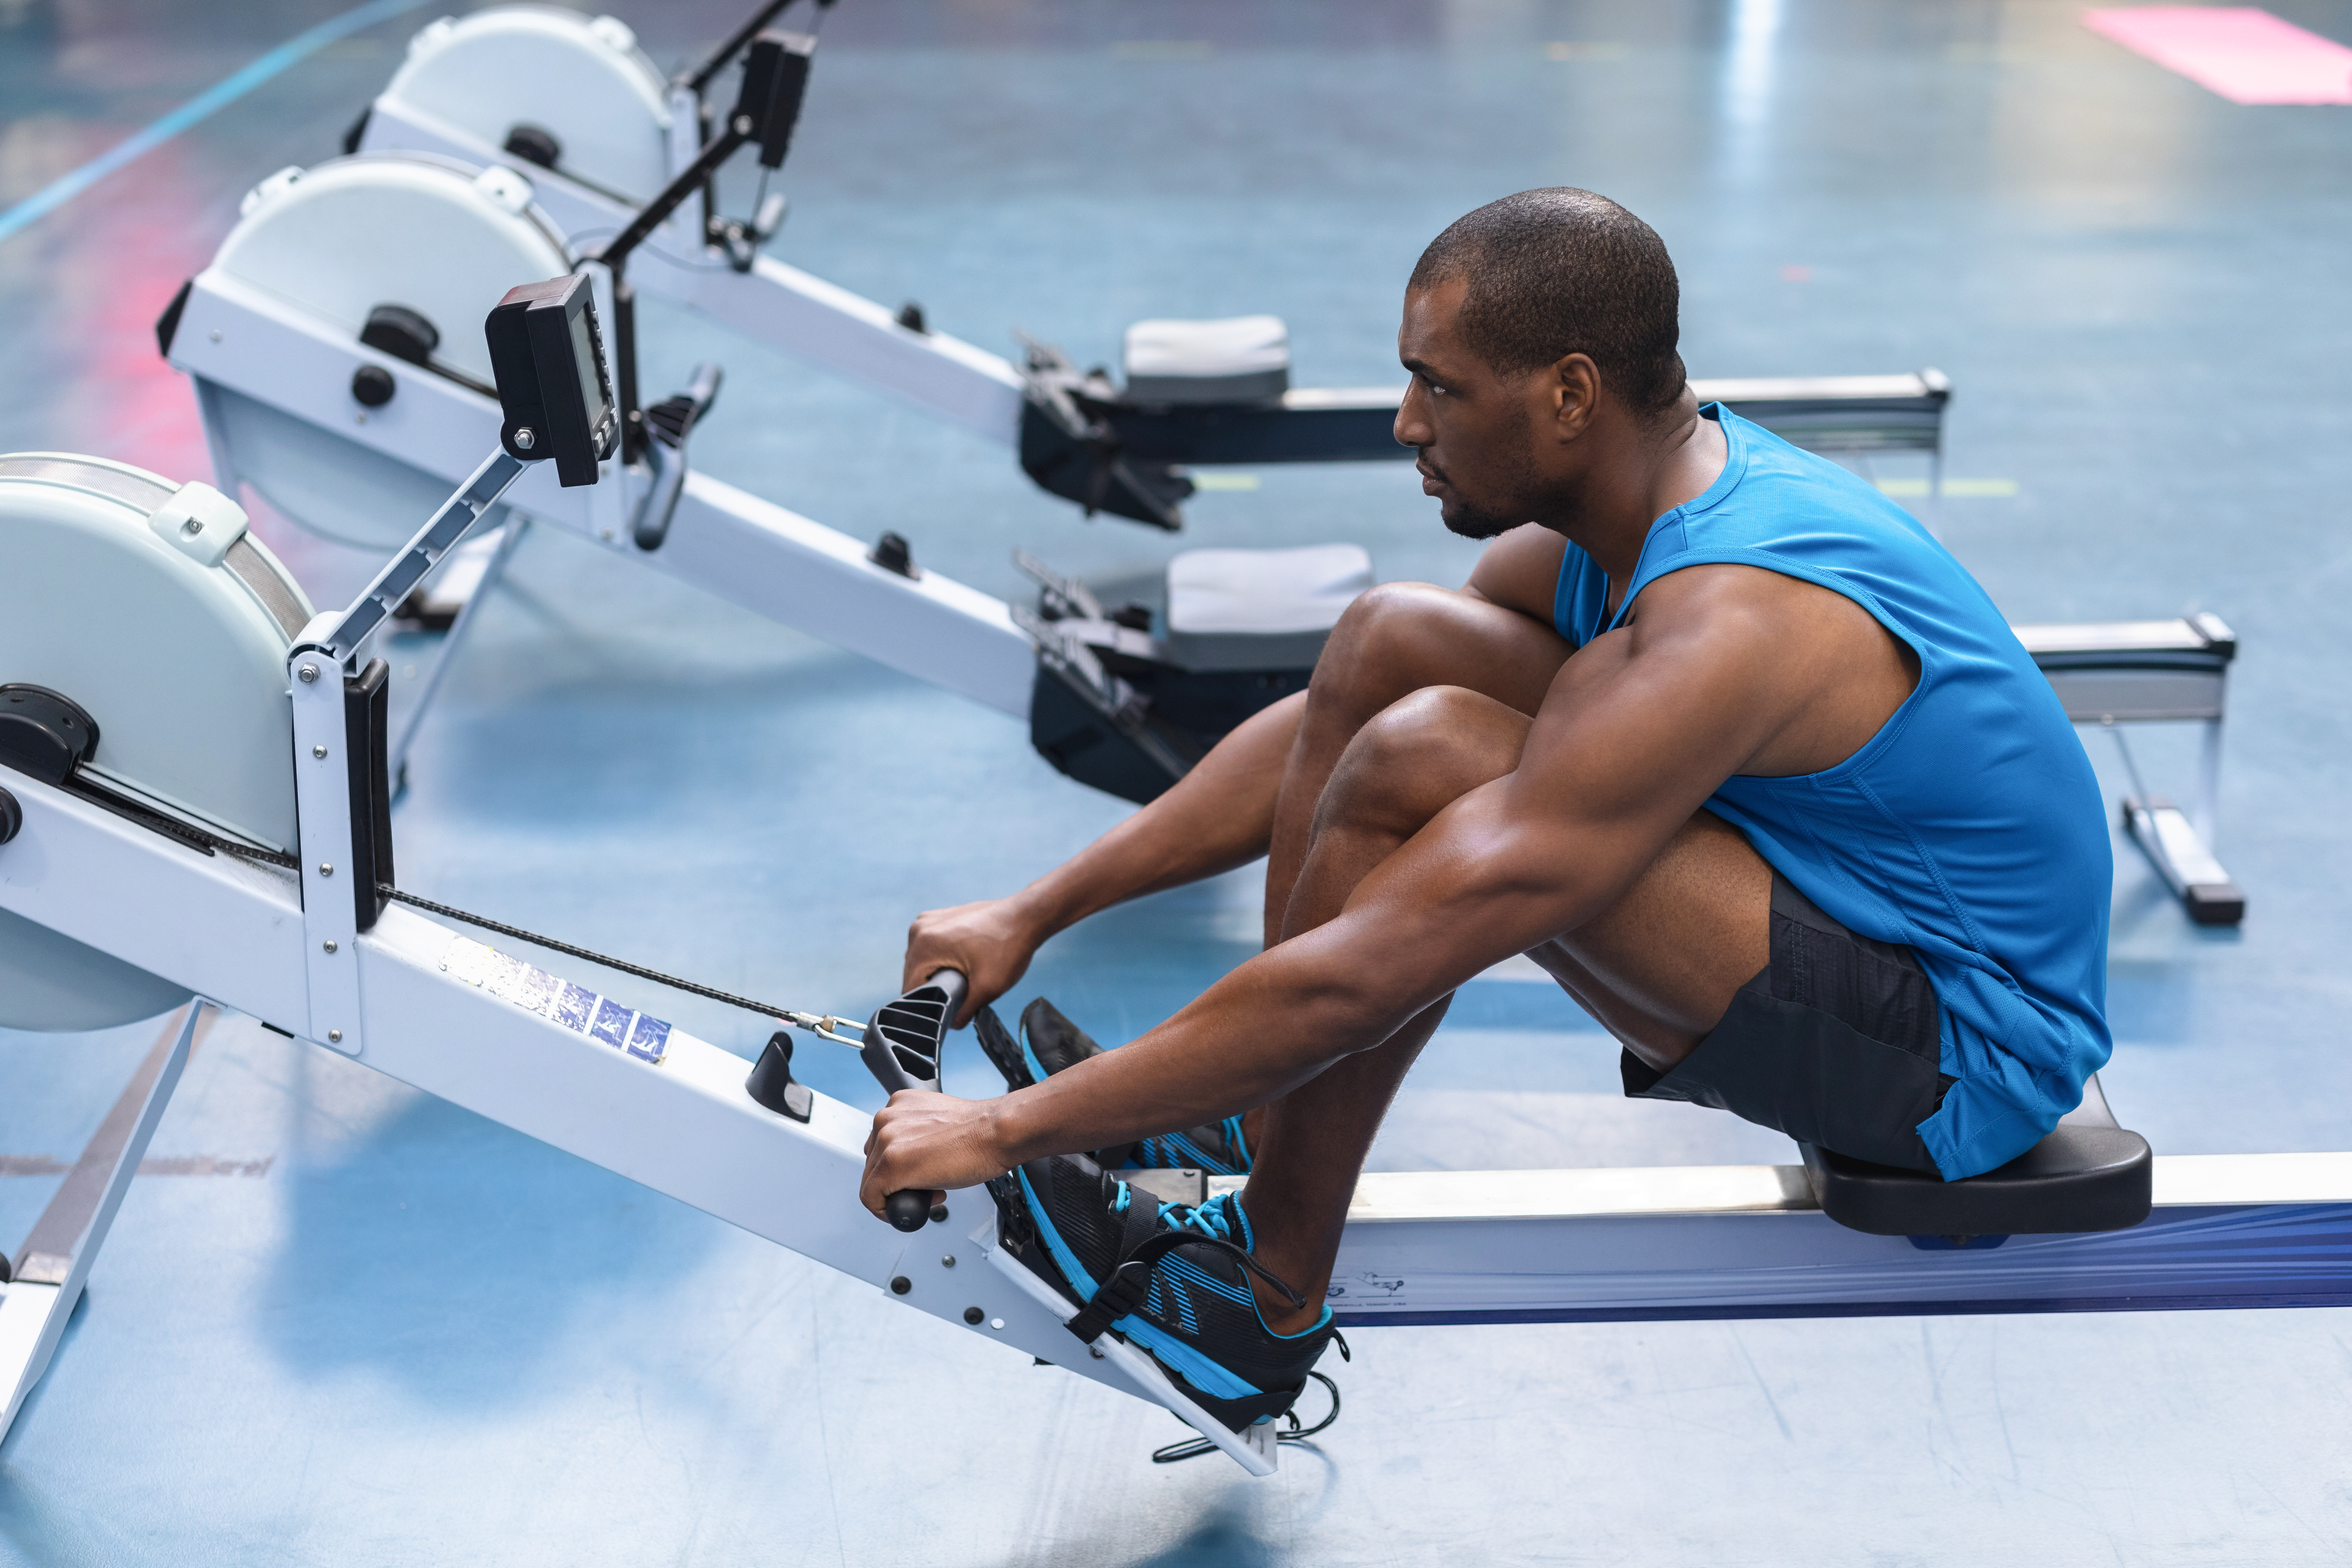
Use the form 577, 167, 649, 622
1625, 558, 1854, 635
1703, 419, 1926, 539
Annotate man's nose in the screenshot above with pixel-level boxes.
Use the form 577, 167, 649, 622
1394, 384, 1432, 449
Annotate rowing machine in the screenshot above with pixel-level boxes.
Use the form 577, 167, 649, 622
0, 401, 2332, 1475
158, 141, 1326, 804
347, 2, 1958, 528
0, 281, 1369, 1469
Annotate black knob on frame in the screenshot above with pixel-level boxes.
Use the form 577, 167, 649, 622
351, 364, 395, 408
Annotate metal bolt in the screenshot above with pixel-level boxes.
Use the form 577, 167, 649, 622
929, 1203, 949, 1224
181, 518, 202, 536
297, 665, 318, 684
318, 863, 334, 877
963, 1307, 983, 1325
513, 426, 535, 450
732, 114, 753, 135
940, 1254, 956, 1269
322, 939, 337, 953
313, 744, 328, 759
1089, 1345, 1105, 1359
990, 1318, 1004, 1331
327, 1029, 343, 1043
889, 1276, 911, 1295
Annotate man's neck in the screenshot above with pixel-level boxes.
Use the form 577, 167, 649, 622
1545, 393, 1727, 597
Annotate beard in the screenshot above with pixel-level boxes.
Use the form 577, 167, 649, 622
1437, 492, 1522, 540
1424, 435, 1549, 540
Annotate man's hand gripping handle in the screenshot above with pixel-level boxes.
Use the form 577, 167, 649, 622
861, 968, 968, 1231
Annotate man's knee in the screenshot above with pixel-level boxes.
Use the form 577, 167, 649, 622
1309, 582, 1461, 718
1319, 686, 1524, 830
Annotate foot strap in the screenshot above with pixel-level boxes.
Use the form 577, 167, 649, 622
1064, 1220, 1306, 1345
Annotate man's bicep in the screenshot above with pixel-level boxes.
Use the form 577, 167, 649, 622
1498, 610, 1794, 874
1306, 576, 1812, 1007
1325, 670, 1761, 994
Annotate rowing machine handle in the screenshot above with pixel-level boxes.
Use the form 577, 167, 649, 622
863, 968, 967, 1232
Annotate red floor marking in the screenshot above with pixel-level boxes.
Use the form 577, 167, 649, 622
2085, 7, 2352, 104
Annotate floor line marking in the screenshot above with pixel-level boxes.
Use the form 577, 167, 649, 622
11, 1005, 215, 1275
0, 0, 429, 248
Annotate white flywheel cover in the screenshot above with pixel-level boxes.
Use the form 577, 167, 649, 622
200, 153, 571, 548
379, 7, 672, 202
212, 153, 572, 387
0, 454, 314, 1031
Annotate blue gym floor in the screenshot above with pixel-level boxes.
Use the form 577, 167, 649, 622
6, 0, 2352, 1561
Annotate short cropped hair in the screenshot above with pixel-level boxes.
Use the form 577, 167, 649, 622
1409, 189, 1687, 420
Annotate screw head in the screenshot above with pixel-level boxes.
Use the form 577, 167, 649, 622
181, 518, 202, 536
322, 939, 337, 953
732, 113, 753, 135
318, 863, 334, 877
889, 1276, 911, 1295
297, 665, 318, 684
513, 426, 535, 450
963, 1307, 984, 1325
940, 1254, 956, 1269
929, 1203, 949, 1224
327, 1029, 342, 1043
313, 744, 328, 759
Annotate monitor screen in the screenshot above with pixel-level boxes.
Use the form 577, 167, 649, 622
569, 306, 607, 426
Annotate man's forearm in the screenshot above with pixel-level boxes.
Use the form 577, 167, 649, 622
1004, 691, 1305, 941
982, 793, 1630, 1162
986, 920, 1398, 1162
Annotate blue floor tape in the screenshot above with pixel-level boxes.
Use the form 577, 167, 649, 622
0, 0, 429, 248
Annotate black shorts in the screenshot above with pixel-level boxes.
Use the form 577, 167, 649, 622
1620, 873, 1950, 1175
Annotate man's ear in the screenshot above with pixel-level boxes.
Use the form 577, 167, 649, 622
1550, 353, 1600, 440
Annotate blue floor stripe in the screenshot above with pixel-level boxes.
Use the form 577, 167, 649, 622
0, 0, 429, 248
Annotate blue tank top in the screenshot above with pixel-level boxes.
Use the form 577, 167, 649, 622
1552, 408, 2112, 1180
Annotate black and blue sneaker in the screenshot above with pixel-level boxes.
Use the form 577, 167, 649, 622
988, 1153, 1344, 1440
975, 999, 1254, 1175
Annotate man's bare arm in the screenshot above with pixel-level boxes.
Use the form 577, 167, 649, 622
1463, 522, 1570, 617
902, 528, 1572, 1016
863, 565, 1849, 1209
902, 692, 1301, 1013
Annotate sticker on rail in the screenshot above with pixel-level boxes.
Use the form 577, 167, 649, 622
440, 936, 671, 1063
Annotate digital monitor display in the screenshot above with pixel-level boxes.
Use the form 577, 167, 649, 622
569, 307, 607, 426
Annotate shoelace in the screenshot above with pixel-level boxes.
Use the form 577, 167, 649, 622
1160, 1191, 1241, 1244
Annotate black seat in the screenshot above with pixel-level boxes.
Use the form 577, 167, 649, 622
1800, 1074, 2151, 1238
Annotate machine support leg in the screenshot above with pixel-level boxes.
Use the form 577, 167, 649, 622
2194, 714, 2224, 850
2111, 724, 2246, 926
386, 516, 532, 788
0, 1002, 205, 1444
